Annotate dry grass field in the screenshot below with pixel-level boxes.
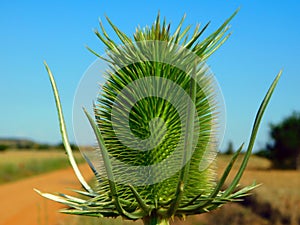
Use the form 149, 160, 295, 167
215, 155, 300, 225
0, 149, 69, 164
0, 149, 83, 184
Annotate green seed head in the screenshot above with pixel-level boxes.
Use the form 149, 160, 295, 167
92, 13, 225, 209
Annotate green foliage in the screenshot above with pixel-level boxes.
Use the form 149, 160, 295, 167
37, 144, 51, 150
37, 10, 281, 225
56, 142, 79, 151
224, 141, 234, 155
254, 148, 272, 159
16, 140, 35, 149
266, 111, 300, 169
0, 144, 8, 152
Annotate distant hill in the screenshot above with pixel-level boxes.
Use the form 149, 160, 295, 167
0, 138, 35, 149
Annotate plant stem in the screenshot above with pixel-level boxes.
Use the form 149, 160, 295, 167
143, 216, 170, 225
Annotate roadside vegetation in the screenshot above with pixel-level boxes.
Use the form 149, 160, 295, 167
0, 149, 83, 184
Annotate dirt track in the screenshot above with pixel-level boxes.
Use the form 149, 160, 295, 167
0, 164, 93, 225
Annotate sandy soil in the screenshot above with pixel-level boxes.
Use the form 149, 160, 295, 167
0, 164, 93, 225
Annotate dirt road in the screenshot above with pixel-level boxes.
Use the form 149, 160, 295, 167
0, 164, 93, 225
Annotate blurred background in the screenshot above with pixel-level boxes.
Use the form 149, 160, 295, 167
0, 1, 299, 225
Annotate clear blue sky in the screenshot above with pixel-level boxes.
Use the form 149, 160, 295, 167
0, 1, 299, 152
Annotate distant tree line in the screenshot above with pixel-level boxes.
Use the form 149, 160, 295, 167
0, 138, 79, 151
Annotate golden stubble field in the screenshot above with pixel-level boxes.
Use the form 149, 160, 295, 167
215, 155, 300, 225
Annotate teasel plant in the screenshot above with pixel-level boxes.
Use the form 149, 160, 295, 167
36, 9, 282, 225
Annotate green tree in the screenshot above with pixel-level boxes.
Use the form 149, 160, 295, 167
0, 144, 8, 152
267, 112, 300, 170
56, 142, 79, 151
224, 141, 234, 155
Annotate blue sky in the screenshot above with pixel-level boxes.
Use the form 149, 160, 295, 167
0, 1, 299, 152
